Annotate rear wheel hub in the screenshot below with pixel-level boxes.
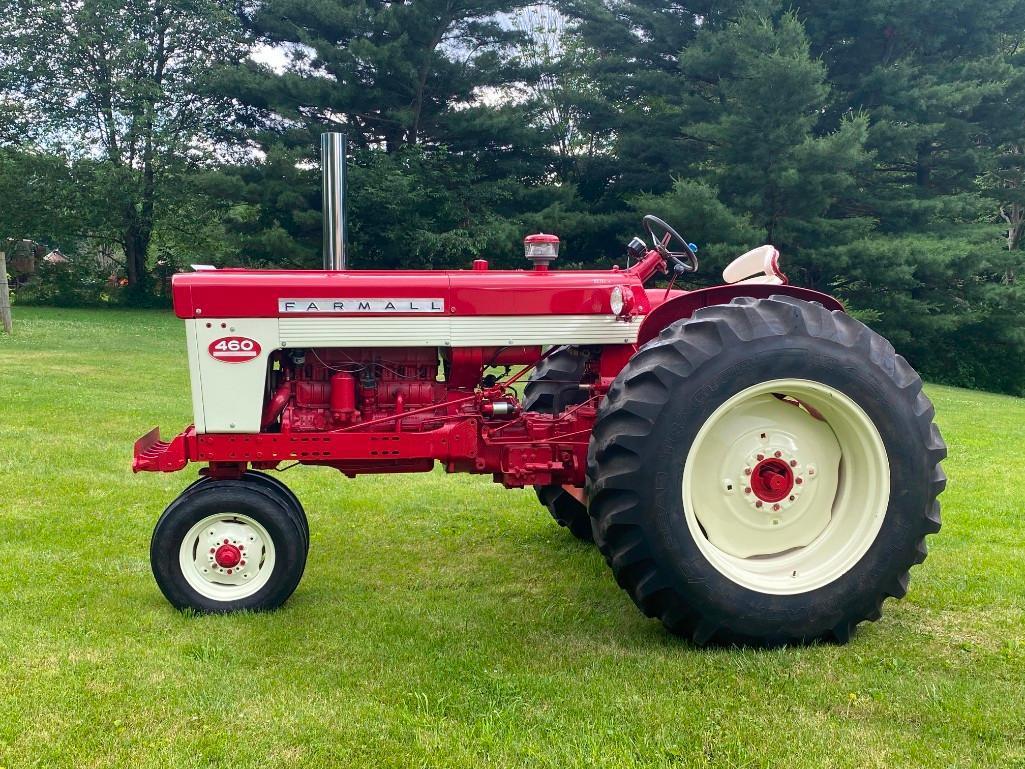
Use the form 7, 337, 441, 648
750, 457, 794, 502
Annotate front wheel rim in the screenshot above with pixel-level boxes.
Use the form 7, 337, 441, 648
682, 378, 890, 595
178, 513, 277, 601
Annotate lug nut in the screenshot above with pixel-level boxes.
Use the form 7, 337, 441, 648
773, 503, 780, 511
774, 451, 782, 458
795, 477, 803, 485
790, 459, 797, 467
744, 487, 751, 494
755, 501, 763, 508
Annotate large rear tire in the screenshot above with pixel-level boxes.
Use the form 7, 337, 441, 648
587, 296, 945, 645
534, 485, 594, 541
524, 346, 594, 542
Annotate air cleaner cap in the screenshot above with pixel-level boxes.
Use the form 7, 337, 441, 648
524, 233, 560, 271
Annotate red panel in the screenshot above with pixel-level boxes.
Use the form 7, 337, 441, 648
171, 267, 651, 319
447, 269, 650, 316
173, 269, 452, 319
636, 285, 845, 347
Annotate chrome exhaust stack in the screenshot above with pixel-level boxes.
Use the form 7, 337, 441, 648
321, 132, 348, 270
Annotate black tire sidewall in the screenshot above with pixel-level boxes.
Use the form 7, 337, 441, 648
630, 333, 932, 640
151, 482, 306, 613
243, 471, 310, 549
179, 471, 310, 550
525, 347, 592, 536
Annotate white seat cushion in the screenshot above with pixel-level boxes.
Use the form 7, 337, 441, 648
723, 245, 784, 284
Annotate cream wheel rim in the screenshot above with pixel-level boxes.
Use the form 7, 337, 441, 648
179, 513, 276, 601
682, 378, 889, 595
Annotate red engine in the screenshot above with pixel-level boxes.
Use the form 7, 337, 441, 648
271, 348, 447, 432
264, 346, 547, 434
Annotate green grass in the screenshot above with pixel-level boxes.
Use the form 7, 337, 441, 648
1, 306, 1023, 768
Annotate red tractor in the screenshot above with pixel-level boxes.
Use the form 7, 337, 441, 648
134, 216, 945, 645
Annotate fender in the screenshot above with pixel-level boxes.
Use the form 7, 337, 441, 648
637, 284, 845, 347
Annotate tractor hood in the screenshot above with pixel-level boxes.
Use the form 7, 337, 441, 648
171, 267, 653, 320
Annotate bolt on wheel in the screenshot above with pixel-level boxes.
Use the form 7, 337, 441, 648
151, 479, 307, 613
179, 513, 277, 601
683, 379, 889, 594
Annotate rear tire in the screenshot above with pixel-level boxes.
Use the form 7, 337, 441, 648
524, 346, 594, 542
587, 296, 945, 645
151, 479, 307, 613
534, 485, 594, 541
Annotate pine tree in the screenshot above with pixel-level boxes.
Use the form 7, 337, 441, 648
674, 10, 871, 276
214, 0, 563, 268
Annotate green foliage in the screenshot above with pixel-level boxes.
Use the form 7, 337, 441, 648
0, 149, 75, 246
3, 0, 1025, 392
15, 259, 120, 308
675, 12, 872, 252
231, 0, 531, 151
0, 0, 247, 300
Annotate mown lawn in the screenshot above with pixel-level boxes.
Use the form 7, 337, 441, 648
0, 306, 1023, 768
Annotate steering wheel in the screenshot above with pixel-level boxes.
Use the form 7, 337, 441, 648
642, 215, 699, 275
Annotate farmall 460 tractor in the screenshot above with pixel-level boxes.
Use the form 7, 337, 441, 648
134, 216, 946, 645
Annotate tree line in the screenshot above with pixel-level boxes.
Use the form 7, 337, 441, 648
1, 0, 1024, 393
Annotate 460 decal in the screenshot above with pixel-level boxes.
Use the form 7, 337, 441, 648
208, 336, 262, 363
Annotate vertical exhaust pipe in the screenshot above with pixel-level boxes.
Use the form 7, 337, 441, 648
321, 132, 348, 270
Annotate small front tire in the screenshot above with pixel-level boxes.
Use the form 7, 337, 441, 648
151, 480, 307, 613
178, 470, 310, 551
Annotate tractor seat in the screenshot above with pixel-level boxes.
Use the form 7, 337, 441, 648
722, 245, 786, 285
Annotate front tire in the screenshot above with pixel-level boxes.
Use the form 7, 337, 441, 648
587, 296, 946, 645
151, 480, 307, 613
178, 470, 310, 551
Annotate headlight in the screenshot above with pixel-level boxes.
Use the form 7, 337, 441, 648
610, 286, 625, 316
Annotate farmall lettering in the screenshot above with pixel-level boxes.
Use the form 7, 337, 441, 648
134, 220, 945, 648
278, 298, 445, 313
